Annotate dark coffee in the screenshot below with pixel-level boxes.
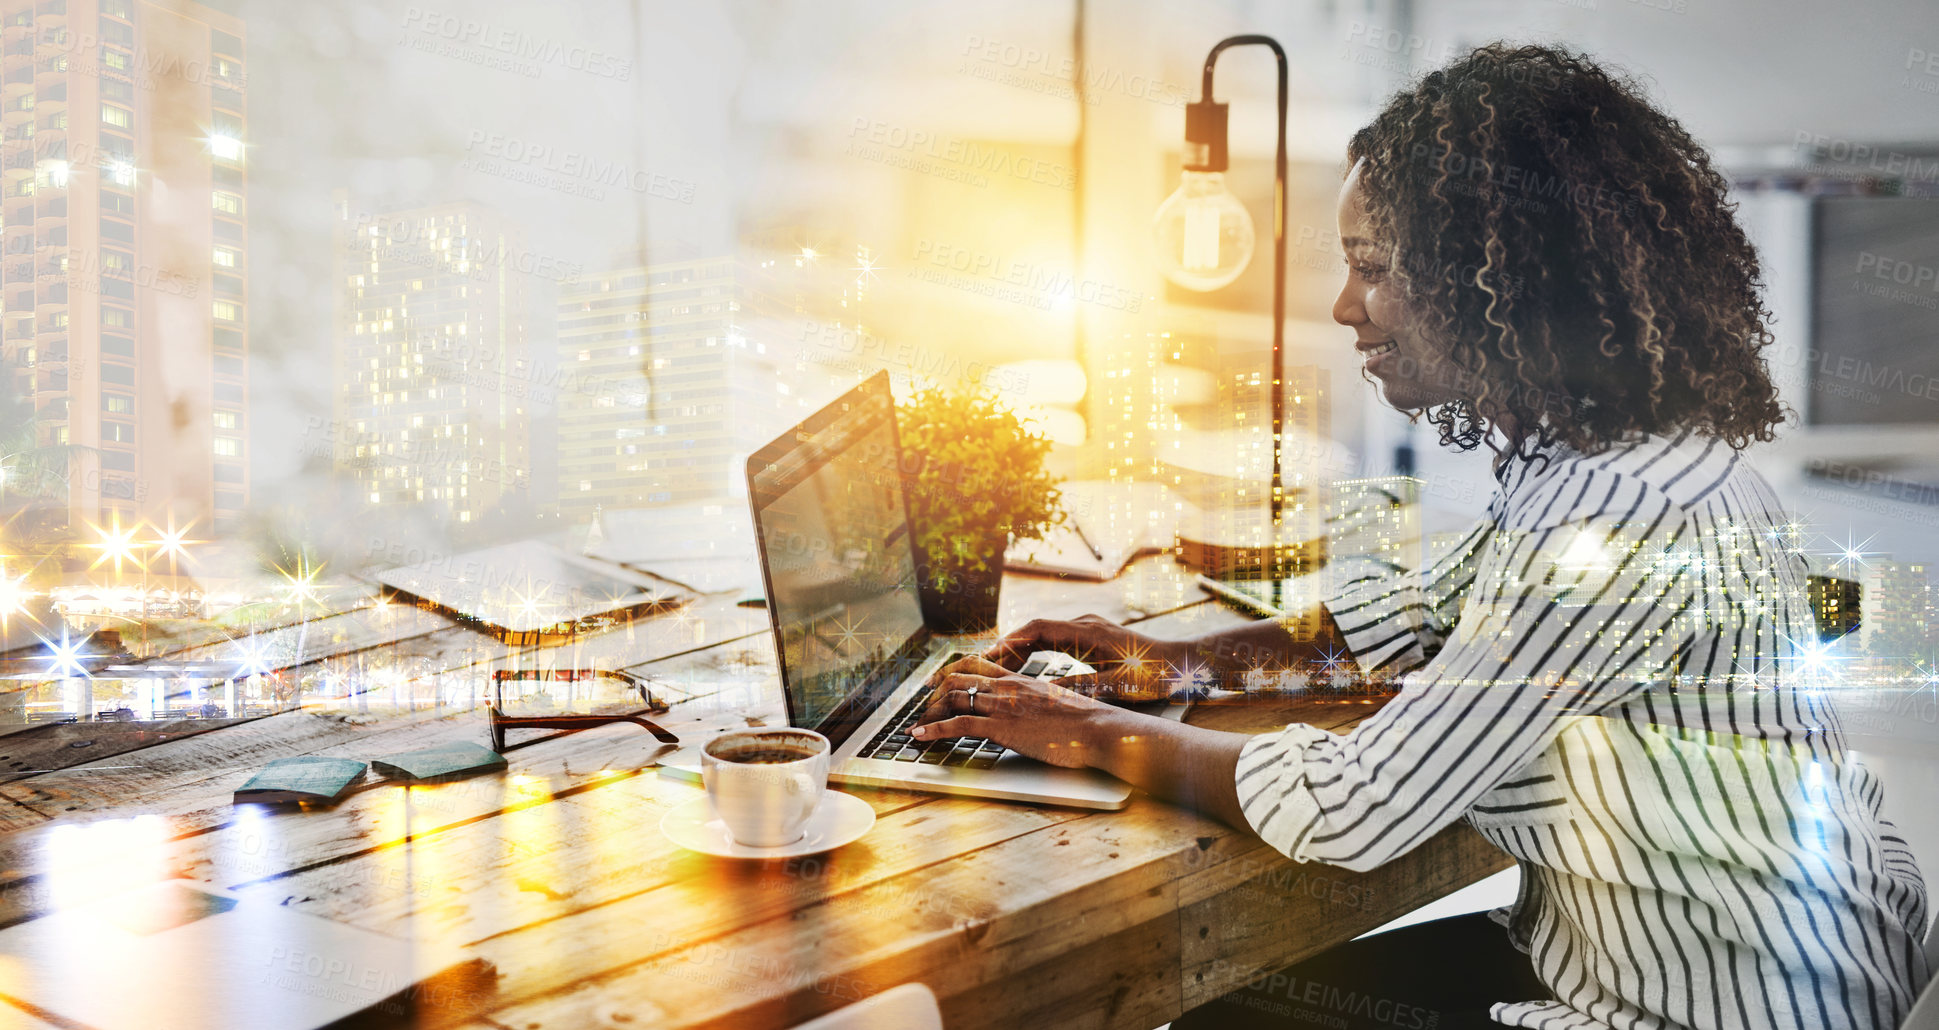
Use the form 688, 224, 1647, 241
721, 746, 815, 765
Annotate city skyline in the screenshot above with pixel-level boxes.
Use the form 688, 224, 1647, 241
0, 0, 247, 535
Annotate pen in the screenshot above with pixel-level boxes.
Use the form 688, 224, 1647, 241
1072, 519, 1104, 561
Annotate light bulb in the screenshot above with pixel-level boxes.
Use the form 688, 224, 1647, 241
1151, 171, 1255, 291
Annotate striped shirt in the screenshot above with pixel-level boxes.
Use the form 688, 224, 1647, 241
1239, 430, 1932, 1029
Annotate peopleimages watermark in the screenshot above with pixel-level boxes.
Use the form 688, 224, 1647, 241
66, 250, 198, 298
1904, 46, 1939, 95
799, 321, 1031, 394
846, 118, 1077, 191
637, 928, 873, 1003
1405, 142, 1641, 219
1791, 131, 1939, 182
1341, 21, 1460, 74
956, 35, 1188, 107
460, 131, 696, 204
417, 334, 627, 403
1798, 480, 1939, 532
1292, 222, 1526, 299
1174, 843, 1384, 912
299, 417, 533, 491
36, 26, 245, 91
1851, 250, 1939, 312
1200, 960, 1439, 1030
398, 7, 631, 81
909, 238, 1141, 313
1768, 338, 1939, 409
1805, 459, 1939, 508
343, 210, 588, 285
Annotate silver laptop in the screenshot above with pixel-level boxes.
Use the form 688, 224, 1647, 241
739, 372, 1131, 810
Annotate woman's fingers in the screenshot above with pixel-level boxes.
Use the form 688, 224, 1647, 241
919, 669, 1002, 722
980, 623, 1055, 669
931, 656, 1009, 683
909, 715, 995, 741
982, 616, 1115, 668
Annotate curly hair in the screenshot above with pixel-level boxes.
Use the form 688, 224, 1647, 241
1347, 42, 1786, 458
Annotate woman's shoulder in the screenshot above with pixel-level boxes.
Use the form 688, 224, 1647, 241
1499, 429, 1747, 532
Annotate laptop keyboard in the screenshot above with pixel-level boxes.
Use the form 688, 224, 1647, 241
854, 654, 1006, 769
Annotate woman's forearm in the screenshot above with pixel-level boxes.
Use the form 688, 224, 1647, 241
1182, 606, 1346, 680
1054, 607, 1345, 830
1086, 708, 1253, 830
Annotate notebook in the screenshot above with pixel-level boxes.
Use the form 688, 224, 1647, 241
1005, 480, 1197, 581
371, 742, 507, 782
233, 757, 368, 805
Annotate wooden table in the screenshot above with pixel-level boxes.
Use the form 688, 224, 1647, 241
0, 557, 1509, 1030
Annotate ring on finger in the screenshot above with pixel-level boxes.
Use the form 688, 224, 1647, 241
965, 686, 979, 715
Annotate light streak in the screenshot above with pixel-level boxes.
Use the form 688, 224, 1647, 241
87, 517, 148, 575
38, 628, 92, 679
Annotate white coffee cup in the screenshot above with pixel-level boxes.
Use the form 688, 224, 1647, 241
701, 728, 830, 847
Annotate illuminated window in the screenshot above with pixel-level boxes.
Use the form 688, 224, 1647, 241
101, 104, 131, 128
34, 161, 69, 190
214, 438, 240, 456
212, 191, 242, 215
107, 161, 136, 188
104, 395, 133, 414
213, 247, 238, 268
213, 411, 238, 429
208, 133, 243, 163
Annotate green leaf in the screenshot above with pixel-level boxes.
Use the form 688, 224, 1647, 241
896, 382, 1063, 586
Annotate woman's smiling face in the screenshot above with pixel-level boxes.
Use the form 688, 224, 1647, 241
1332, 159, 1458, 412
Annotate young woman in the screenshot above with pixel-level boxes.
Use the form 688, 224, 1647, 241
914, 43, 1930, 1030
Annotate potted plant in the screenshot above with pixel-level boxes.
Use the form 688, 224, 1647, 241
896, 383, 1062, 634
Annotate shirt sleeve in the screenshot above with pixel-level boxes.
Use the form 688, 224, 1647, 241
1298, 518, 1494, 679
1239, 492, 1699, 871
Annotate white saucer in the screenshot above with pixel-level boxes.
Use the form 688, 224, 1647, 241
660, 790, 875, 858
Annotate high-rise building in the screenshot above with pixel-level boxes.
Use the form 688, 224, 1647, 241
554, 257, 807, 518
1330, 475, 1424, 574
0, 0, 248, 533
331, 200, 530, 524
1859, 559, 1931, 660
1809, 573, 1863, 645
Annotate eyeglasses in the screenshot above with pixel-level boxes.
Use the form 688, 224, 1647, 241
486, 669, 680, 753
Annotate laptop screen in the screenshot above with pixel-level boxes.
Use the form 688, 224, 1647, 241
747, 373, 927, 737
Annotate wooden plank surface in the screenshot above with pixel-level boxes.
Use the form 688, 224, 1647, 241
0, 561, 1508, 1030
446, 693, 1462, 1030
